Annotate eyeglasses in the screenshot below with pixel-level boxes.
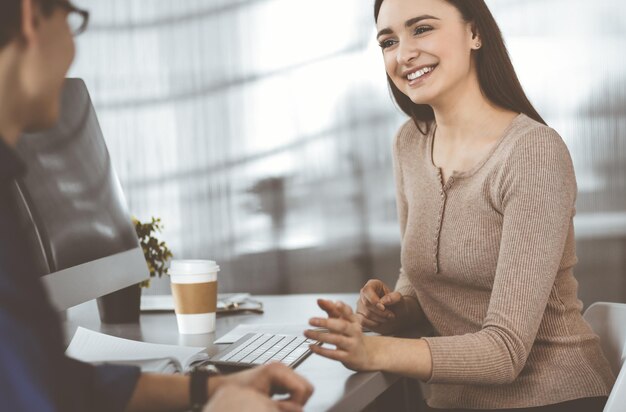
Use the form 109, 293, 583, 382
55, 0, 90, 36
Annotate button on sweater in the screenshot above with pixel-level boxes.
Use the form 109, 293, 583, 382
392, 114, 614, 409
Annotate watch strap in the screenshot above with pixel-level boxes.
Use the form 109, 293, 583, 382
190, 369, 210, 412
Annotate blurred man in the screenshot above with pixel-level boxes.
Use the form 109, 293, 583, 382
0, 1, 313, 411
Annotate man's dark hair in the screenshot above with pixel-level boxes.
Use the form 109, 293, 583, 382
0, 0, 58, 49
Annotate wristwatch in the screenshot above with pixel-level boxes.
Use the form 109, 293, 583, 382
189, 365, 220, 412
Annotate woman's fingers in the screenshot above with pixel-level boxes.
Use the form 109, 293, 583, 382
308, 343, 348, 362
360, 296, 396, 320
360, 283, 396, 318
310, 307, 363, 338
314, 299, 375, 336
333, 300, 356, 320
309, 316, 352, 335
358, 295, 384, 316
357, 301, 391, 323
380, 291, 403, 306
354, 312, 382, 330
317, 298, 343, 318
317, 299, 361, 322
360, 282, 385, 309
304, 329, 350, 348
357, 294, 396, 323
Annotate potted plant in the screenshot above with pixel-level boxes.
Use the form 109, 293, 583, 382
97, 217, 173, 323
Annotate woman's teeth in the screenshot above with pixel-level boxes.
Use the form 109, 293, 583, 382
407, 66, 436, 81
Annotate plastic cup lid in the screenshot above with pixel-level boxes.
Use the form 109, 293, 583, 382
168, 259, 220, 276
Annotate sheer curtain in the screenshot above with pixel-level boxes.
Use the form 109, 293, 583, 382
70, 0, 626, 303
70, 0, 404, 294
487, 0, 626, 305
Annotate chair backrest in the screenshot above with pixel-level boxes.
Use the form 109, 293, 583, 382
16, 78, 139, 273
13, 78, 148, 310
583, 302, 626, 412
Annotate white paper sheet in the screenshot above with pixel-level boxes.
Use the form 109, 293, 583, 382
214, 323, 313, 344
66, 327, 206, 372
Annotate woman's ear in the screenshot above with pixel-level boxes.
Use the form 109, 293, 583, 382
469, 22, 482, 50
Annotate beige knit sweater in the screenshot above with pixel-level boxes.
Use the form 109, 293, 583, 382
392, 113, 615, 409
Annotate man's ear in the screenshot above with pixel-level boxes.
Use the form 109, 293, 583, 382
21, 0, 38, 44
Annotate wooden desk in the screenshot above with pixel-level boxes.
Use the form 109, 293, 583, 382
65, 293, 400, 412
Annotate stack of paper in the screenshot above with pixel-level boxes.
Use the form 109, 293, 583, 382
66, 327, 207, 374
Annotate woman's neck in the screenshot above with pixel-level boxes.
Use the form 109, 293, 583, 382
430, 77, 515, 144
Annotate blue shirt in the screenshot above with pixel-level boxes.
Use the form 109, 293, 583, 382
0, 137, 140, 412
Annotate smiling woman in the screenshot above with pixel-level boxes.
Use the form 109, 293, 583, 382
374, 0, 544, 136
307, 0, 616, 411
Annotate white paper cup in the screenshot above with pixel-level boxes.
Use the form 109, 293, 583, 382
169, 260, 220, 334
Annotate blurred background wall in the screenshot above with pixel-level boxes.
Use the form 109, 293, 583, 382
69, 0, 626, 306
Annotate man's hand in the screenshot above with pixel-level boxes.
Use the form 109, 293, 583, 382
204, 384, 303, 412
209, 363, 313, 409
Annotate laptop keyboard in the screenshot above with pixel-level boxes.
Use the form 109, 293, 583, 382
210, 333, 319, 369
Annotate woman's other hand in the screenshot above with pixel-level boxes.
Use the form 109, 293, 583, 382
356, 279, 406, 335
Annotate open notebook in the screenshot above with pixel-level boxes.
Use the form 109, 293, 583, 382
66, 327, 209, 374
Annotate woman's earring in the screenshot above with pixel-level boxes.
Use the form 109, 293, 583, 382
475, 42, 482, 49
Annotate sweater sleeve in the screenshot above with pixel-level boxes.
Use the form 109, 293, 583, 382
392, 121, 417, 299
422, 127, 577, 385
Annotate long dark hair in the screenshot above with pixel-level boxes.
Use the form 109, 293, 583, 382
374, 0, 546, 133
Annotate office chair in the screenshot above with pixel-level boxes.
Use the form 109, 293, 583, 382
583, 302, 626, 412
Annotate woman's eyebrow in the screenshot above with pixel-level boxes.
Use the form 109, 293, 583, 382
377, 15, 440, 39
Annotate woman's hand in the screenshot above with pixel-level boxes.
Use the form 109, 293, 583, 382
304, 299, 381, 372
356, 279, 407, 335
